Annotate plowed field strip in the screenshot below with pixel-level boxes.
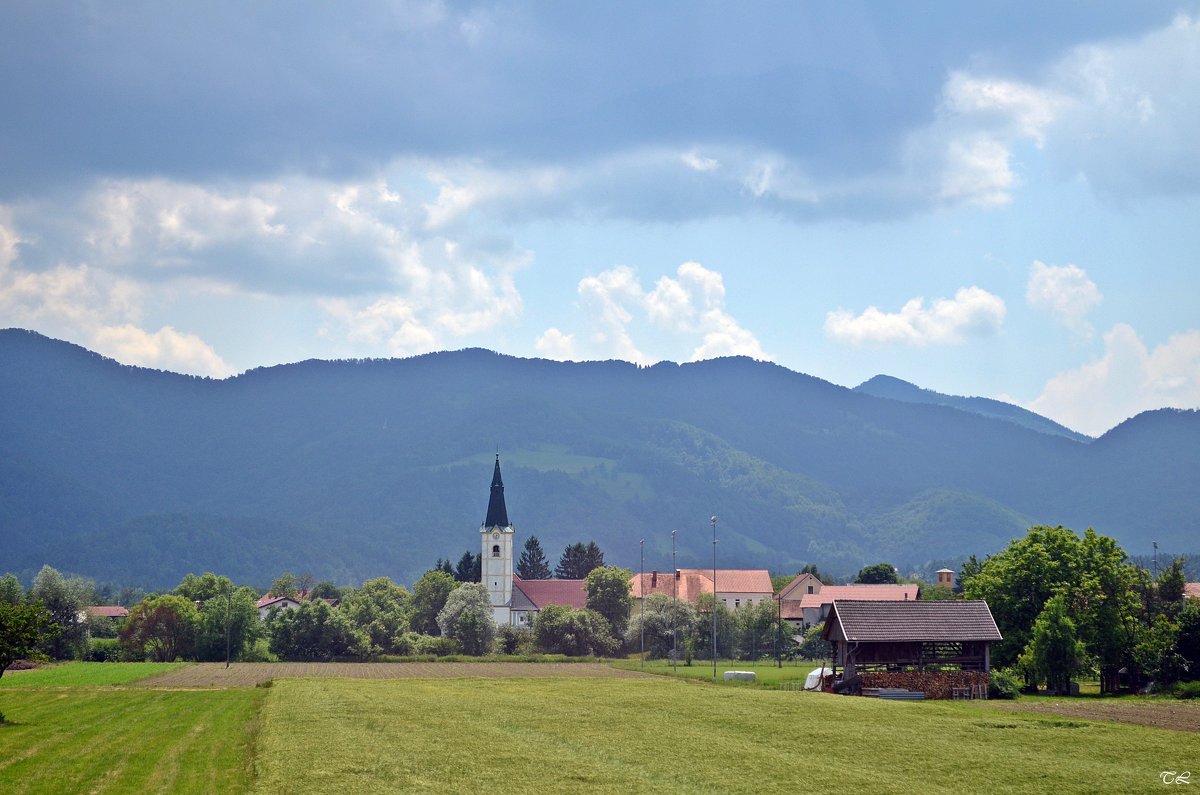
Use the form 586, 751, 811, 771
136, 661, 648, 687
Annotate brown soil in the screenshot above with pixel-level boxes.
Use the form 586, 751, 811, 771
135, 661, 649, 688
979, 696, 1200, 733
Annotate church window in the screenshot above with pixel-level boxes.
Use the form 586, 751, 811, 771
492, 544, 500, 557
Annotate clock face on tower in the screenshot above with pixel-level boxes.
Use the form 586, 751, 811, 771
492, 532, 500, 539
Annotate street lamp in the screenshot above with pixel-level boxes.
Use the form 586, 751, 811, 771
711, 515, 717, 679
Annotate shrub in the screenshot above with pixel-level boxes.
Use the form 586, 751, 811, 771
1175, 681, 1200, 700
399, 632, 461, 657
495, 625, 534, 655
988, 667, 1022, 700
241, 637, 277, 663
86, 638, 122, 662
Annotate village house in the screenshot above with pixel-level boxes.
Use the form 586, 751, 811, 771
630, 568, 774, 610
779, 577, 921, 630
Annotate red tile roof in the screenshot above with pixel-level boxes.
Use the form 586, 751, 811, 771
512, 576, 588, 610
823, 600, 1002, 642
793, 584, 920, 610
85, 606, 129, 619
1185, 582, 1200, 599
256, 593, 304, 609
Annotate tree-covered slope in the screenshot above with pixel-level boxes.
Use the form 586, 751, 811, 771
1, 328, 1195, 587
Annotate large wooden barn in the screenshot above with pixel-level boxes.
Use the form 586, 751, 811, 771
821, 599, 1003, 699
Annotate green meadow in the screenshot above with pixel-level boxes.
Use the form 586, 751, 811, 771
2, 662, 1197, 794
0, 661, 185, 688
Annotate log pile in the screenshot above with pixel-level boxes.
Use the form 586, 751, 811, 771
860, 670, 989, 700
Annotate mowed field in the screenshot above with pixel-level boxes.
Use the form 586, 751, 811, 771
2, 662, 1198, 794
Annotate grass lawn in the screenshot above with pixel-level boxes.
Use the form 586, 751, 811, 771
612, 658, 820, 686
251, 675, 1200, 794
0, 686, 264, 794
0, 662, 186, 688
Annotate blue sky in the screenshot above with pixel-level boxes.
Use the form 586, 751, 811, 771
2, 1, 1198, 436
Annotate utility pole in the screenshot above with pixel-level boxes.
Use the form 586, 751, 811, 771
671, 529, 677, 673
639, 538, 645, 671
711, 515, 717, 679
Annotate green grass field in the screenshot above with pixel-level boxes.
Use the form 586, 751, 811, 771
0, 687, 263, 794
612, 658, 819, 685
3, 663, 1197, 794
252, 676, 1199, 794
0, 662, 186, 688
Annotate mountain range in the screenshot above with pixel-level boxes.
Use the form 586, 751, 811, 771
1, 328, 1196, 589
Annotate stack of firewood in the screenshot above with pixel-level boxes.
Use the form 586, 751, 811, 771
860, 670, 989, 699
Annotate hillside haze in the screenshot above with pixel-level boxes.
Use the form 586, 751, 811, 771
2, 328, 1196, 588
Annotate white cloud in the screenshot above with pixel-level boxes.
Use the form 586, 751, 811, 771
0, 210, 232, 376
1026, 260, 1102, 334
825, 286, 1006, 345
573, 261, 769, 363
535, 328, 577, 360
1025, 323, 1200, 436
92, 324, 232, 377
1045, 14, 1200, 198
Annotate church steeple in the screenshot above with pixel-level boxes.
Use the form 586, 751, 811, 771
484, 454, 510, 529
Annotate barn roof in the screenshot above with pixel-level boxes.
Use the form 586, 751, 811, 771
822, 600, 1002, 642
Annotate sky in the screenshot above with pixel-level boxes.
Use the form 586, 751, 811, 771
2, 1, 1199, 437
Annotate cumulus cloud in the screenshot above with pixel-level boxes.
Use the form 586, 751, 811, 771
93, 324, 232, 377
3, 168, 530, 362
572, 261, 769, 363
825, 286, 1007, 345
534, 328, 577, 360
1025, 323, 1200, 436
0, 209, 232, 376
1026, 260, 1102, 334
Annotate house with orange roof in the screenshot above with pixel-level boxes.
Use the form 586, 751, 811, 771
630, 568, 773, 610
1185, 582, 1200, 600
780, 581, 921, 630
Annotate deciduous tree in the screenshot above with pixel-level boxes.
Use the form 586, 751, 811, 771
532, 605, 619, 657
625, 593, 698, 659
267, 600, 368, 661
585, 566, 633, 639
1025, 593, 1086, 695
436, 582, 496, 655
855, 563, 898, 584
120, 594, 199, 662
30, 565, 90, 659
340, 577, 412, 655
409, 570, 459, 636
0, 601, 55, 679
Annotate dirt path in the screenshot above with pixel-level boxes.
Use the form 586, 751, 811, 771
977, 697, 1200, 733
136, 661, 650, 688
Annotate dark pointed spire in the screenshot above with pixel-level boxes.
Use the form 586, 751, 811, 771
484, 454, 510, 528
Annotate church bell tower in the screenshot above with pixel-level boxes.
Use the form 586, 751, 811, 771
481, 455, 514, 624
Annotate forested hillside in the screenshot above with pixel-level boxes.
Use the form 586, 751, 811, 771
2, 328, 1196, 588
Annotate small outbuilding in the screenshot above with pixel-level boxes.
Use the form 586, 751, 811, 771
821, 599, 1002, 699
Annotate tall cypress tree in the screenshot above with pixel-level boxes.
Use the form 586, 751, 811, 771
516, 536, 551, 579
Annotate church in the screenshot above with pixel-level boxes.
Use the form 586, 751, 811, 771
480, 456, 587, 626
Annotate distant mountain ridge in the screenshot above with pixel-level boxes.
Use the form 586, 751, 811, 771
1, 328, 1196, 588
854, 374, 1091, 443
